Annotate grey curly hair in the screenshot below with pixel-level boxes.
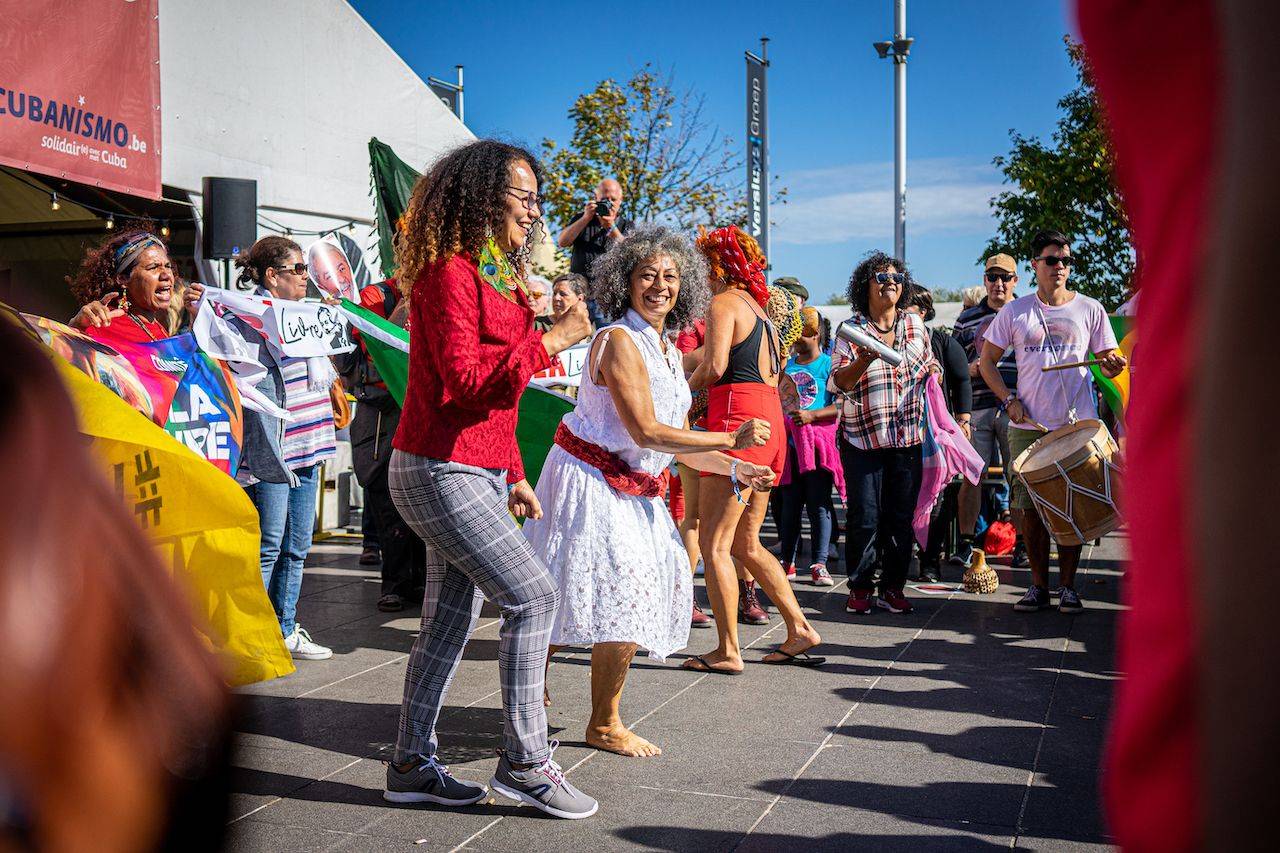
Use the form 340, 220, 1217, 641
588, 224, 710, 331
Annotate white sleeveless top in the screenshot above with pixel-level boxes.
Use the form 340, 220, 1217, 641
560, 309, 692, 475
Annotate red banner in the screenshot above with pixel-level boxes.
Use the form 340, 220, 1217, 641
0, 0, 162, 199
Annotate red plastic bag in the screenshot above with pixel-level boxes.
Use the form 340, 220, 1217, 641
984, 520, 1016, 556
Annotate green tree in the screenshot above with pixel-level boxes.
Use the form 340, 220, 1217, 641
540, 66, 785, 236
982, 37, 1132, 309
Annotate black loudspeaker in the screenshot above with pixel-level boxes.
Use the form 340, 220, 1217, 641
201, 177, 258, 259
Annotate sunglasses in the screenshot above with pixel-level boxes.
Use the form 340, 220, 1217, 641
875, 272, 906, 284
985, 273, 1014, 283
1033, 255, 1074, 267
274, 263, 309, 277
506, 187, 542, 211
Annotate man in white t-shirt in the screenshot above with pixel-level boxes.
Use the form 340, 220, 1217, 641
979, 230, 1127, 614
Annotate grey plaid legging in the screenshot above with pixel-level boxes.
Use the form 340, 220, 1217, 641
389, 452, 559, 765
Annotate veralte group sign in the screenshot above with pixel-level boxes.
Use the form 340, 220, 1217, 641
0, 0, 162, 199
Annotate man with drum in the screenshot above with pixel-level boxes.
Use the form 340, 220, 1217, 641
979, 230, 1126, 613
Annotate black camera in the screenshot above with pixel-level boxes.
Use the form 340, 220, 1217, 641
594, 199, 614, 217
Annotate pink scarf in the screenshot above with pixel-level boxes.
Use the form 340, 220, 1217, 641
914, 374, 984, 547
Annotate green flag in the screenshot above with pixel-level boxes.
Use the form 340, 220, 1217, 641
338, 299, 574, 487
1089, 315, 1134, 422
368, 137, 421, 279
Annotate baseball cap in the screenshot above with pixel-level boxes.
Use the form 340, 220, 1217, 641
984, 253, 1017, 274
772, 276, 809, 301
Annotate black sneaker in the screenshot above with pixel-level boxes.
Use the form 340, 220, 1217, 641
1010, 542, 1029, 568
1059, 587, 1085, 613
946, 548, 972, 569
919, 563, 941, 583
360, 546, 382, 565
384, 755, 488, 806
1014, 586, 1052, 612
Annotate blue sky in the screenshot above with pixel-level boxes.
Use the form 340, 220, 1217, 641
350, 0, 1078, 303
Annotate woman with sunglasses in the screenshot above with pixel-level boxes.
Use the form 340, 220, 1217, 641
68, 228, 183, 344
231, 235, 338, 662
384, 140, 597, 819
830, 252, 939, 617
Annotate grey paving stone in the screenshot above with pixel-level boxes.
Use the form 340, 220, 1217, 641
738, 800, 1014, 851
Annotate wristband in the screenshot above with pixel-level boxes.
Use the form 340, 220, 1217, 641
730, 459, 745, 504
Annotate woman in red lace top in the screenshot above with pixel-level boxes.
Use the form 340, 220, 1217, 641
383, 140, 598, 819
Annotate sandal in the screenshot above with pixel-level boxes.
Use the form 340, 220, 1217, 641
762, 648, 826, 668
681, 654, 742, 676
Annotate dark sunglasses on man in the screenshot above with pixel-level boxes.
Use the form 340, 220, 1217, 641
1033, 255, 1074, 267
875, 272, 906, 284
985, 273, 1014, 283
275, 263, 309, 276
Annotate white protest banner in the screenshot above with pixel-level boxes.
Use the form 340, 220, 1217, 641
530, 342, 589, 388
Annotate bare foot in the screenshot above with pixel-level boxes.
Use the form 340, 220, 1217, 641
543, 686, 551, 708
762, 627, 822, 664
681, 651, 743, 675
586, 723, 662, 757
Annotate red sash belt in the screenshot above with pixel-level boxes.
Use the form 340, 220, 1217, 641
554, 422, 662, 498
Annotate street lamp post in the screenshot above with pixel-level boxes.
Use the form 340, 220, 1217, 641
873, 0, 913, 262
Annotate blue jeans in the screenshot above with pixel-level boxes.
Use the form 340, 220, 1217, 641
247, 463, 322, 636
778, 463, 835, 568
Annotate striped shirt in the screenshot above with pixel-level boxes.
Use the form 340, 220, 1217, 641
281, 358, 337, 470
828, 311, 939, 451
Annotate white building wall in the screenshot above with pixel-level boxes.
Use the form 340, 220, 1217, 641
158, 0, 472, 265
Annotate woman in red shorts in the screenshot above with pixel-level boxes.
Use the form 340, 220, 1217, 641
682, 226, 823, 674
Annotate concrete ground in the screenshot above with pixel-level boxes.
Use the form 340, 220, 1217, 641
226, 528, 1124, 852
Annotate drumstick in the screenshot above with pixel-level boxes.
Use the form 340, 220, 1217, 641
1041, 358, 1105, 372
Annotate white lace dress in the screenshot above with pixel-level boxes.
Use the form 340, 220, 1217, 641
523, 310, 693, 660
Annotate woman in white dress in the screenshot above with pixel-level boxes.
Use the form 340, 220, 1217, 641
523, 226, 774, 758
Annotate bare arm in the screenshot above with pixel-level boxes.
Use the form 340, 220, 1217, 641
596, 329, 766, 455
686, 294, 738, 391
978, 340, 1013, 402
831, 350, 876, 391
557, 201, 597, 248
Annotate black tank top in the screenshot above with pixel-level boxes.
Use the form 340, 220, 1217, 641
714, 296, 781, 386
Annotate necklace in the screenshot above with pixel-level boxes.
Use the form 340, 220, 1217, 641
870, 313, 896, 334
477, 238, 530, 303
128, 312, 161, 342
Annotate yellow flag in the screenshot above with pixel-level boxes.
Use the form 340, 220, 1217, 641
54, 358, 294, 685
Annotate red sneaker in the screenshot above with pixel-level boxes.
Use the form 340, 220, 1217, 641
845, 589, 873, 615
691, 602, 714, 628
877, 588, 913, 614
783, 562, 797, 579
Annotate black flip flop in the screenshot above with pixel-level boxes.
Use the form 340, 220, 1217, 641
682, 654, 742, 676
762, 648, 826, 668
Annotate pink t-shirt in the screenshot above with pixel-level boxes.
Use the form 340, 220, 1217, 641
984, 290, 1118, 431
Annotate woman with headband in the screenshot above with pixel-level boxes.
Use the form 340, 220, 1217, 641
683, 225, 824, 674
68, 229, 199, 344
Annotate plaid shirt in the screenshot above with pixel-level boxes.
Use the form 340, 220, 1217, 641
828, 311, 939, 450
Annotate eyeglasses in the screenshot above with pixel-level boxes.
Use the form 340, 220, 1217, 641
506, 187, 542, 211
274, 263, 309, 277
1033, 255, 1074, 267
985, 273, 1014, 283
875, 272, 906, 284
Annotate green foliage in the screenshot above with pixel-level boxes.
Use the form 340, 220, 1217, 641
982, 37, 1132, 309
540, 66, 785, 233
825, 293, 850, 306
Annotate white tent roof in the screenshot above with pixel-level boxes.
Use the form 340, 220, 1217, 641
158, 0, 472, 241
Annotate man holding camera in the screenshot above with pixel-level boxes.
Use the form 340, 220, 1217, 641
557, 178, 635, 328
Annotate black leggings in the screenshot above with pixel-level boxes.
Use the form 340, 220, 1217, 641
839, 439, 923, 592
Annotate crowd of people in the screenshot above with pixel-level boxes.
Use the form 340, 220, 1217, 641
54, 136, 1127, 821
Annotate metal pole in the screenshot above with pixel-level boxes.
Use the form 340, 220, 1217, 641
893, 0, 907, 262
456, 65, 465, 124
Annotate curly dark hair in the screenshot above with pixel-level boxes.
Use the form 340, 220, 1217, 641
846, 250, 912, 315
589, 225, 710, 332
67, 226, 165, 306
234, 235, 302, 287
394, 139, 544, 292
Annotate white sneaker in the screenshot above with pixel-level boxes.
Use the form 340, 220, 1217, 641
285, 625, 332, 660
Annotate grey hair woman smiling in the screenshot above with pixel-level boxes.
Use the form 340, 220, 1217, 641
526, 224, 774, 759
587, 225, 711, 330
